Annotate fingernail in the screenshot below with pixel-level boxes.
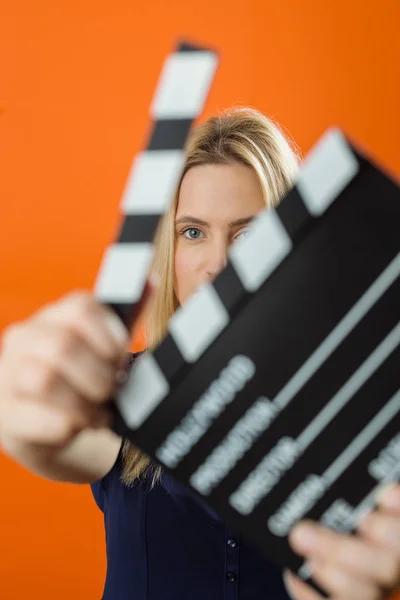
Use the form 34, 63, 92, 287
376, 482, 400, 509
106, 312, 129, 345
290, 522, 319, 552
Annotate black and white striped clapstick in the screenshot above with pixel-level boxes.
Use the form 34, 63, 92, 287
114, 127, 363, 428
94, 41, 218, 329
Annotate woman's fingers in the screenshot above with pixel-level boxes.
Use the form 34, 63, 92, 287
310, 559, 383, 600
32, 290, 129, 363
5, 323, 118, 403
289, 520, 400, 590
358, 511, 400, 555
283, 570, 322, 600
0, 290, 127, 451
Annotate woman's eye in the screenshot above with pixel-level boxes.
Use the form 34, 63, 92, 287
234, 229, 250, 242
182, 227, 204, 240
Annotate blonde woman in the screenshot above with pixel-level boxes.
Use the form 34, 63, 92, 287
0, 108, 399, 600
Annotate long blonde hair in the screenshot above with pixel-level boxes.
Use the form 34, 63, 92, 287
120, 107, 301, 486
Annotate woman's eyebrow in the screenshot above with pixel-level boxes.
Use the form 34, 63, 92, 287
175, 215, 209, 226
175, 215, 256, 227
229, 216, 256, 226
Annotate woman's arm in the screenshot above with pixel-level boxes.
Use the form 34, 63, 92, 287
1, 427, 122, 484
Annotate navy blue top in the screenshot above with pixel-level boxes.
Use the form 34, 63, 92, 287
90, 353, 290, 600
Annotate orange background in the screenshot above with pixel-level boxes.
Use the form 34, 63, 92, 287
0, 1, 399, 598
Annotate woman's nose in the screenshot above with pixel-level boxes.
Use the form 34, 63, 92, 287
205, 242, 228, 277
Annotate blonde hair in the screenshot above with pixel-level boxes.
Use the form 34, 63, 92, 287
120, 107, 301, 486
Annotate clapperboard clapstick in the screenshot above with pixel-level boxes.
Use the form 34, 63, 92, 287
95, 41, 218, 328
95, 42, 400, 592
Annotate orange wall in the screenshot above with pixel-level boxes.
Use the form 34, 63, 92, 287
0, 1, 399, 598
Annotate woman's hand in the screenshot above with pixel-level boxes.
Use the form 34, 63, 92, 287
284, 484, 400, 600
0, 291, 128, 450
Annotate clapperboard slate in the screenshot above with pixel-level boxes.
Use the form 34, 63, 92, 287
94, 41, 400, 587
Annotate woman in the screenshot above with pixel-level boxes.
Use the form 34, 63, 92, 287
0, 108, 399, 600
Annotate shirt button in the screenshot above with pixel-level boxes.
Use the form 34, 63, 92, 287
227, 572, 236, 583
227, 538, 237, 548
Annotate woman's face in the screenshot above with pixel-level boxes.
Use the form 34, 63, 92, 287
174, 162, 265, 305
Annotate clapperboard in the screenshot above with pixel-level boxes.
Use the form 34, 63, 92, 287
94, 41, 400, 589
